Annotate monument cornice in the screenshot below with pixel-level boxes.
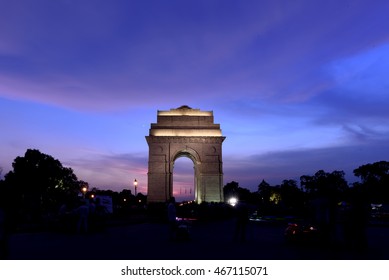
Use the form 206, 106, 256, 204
146, 135, 226, 144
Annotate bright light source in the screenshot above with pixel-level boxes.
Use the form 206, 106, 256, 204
228, 197, 238, 206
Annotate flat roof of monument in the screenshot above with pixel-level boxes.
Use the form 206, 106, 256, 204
157, 105, 213, 116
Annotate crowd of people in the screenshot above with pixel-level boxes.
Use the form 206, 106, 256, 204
58, 197, 108, 234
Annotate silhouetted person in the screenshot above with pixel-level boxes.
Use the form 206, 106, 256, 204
88, 198, 96, 232
76, 199, 89, 234
58, 201, 73, 233
167, 197, 177, 240
94, 197, 108, 231
233, 201, 249, 243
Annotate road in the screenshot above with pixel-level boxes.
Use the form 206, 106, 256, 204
6, 219, 389, 260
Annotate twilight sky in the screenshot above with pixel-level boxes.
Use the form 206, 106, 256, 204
1, 0, 389, 200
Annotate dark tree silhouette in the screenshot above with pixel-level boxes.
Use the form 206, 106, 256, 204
300, 170, 348, 199
280, 179, 304, 214
353, 161, 389, 203
257, 179, 271, 204
223, 181, 253, 203
2, 149, 82, 223
257, 180, 282, 214
300, 170, 349, 243
223, 181, 239, 201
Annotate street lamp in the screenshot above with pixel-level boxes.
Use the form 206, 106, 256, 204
134, 179, 138, 196
81, 186, 88, 199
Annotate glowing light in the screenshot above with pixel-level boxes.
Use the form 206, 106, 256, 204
228, 197, 238, 206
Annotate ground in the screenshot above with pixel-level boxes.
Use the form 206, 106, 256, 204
6, 218, 389, 260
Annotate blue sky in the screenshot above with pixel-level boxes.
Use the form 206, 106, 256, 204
1, 0, 389, 199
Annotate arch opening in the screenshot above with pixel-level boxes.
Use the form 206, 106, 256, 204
173, 156, 195, 202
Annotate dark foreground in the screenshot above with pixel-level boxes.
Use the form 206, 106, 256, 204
6, 219, 389, 260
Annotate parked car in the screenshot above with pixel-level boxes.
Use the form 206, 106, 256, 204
284, 222, 319, 243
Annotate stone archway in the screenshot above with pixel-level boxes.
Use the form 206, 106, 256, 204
146, 105, 226, 203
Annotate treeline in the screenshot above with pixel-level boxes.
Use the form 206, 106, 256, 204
0, 149, 145, 226
223, 162, 389, 216
1, 148, 388, 225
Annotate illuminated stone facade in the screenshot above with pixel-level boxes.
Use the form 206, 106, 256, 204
146, 105, 225, 203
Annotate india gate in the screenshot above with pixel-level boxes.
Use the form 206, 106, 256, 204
146, 105, 225, 203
